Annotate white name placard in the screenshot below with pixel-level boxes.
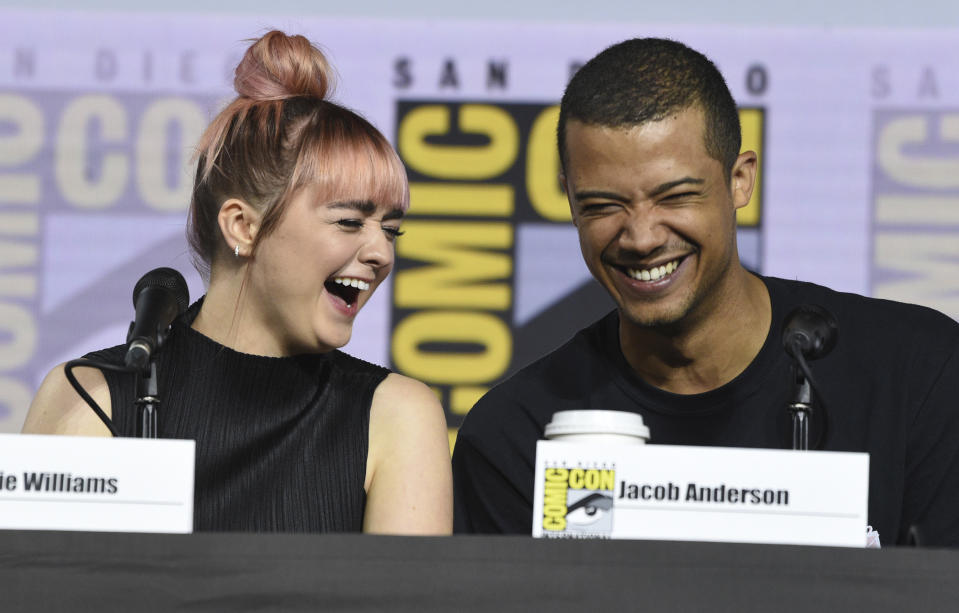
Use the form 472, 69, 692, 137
532, 441, 869, 547
0, 433, 194, 533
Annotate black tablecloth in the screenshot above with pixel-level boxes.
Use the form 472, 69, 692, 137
2, 531, 956, 612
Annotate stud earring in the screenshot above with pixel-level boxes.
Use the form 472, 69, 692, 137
234, 244, 240, 258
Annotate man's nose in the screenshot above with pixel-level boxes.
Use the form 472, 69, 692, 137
616, 209, 668, 256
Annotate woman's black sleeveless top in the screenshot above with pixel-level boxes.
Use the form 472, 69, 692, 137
86, 301, 389, 532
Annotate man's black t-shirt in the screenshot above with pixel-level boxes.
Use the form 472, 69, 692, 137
452, 276, 959, 546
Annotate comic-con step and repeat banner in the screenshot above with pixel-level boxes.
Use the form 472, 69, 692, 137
1, 12, 958, 435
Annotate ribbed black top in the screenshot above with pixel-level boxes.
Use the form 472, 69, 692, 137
86, 300, 389, 532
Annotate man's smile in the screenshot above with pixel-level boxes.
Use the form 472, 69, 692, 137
623, 257, 685, 282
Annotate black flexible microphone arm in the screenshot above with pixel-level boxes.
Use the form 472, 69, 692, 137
64, 357, 163, 439
64, 358, 132, 437
782, 305, 839, 450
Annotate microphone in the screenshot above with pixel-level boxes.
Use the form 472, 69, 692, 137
782, 304, 839, 361
125, 267, 189, 371
781, 305, 838, 451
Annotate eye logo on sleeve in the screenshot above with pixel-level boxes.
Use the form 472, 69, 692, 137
542, 465, 616, 538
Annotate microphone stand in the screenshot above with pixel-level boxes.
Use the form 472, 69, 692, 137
782, 304, 838, 451
787, 361, 813, 451
134, 361, 159, 439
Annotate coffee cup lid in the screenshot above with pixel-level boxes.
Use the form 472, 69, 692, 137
544, 410, 650, 440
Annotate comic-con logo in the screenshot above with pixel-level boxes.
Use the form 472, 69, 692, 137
542, 466, 616, 538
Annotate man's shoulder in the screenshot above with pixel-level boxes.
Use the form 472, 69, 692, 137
766, 276, 959, 334
488, 311, 614, 392
764, 276, 959, 362
461, 311, 618, 433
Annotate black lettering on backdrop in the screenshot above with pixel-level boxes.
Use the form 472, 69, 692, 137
918, 66, 939, 98
142, 51, 154, 82
179, 51, 196, 84
870, 66, 955, 101
394, 57, 413, 88
487, 60, 508, 89
388, 56, 515, 92
439, 58, 459, 88
871, 65, 891, 99
746, 64, 768, 96
14, 48, 35, 79
95, 49, 118, 82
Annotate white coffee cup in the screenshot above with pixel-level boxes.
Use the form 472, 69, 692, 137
544, 410, 650, 445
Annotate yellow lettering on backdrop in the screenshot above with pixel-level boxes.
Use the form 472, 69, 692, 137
408, 183, 514, 217
394, 221, 513, 309
398, 104, 518, 180
526, 105, 569, 222
737, 108, 763, 227
392, 310, 512, 384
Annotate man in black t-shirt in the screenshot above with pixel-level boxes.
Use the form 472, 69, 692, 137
451, 38, 959, 546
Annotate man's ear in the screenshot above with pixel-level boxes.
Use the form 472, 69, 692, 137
217, 198, 260, 257
730, 151, 758, 211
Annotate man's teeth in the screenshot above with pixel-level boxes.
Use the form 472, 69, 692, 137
627, 260, 680, 282
333, 277, 370, 291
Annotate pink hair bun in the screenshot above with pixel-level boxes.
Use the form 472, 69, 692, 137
233, 30, 333, 101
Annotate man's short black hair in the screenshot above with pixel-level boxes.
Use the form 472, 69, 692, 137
558, 38, 742, 180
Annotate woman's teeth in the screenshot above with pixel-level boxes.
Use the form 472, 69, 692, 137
333, 277, 370, 291
627, 259, 680, 282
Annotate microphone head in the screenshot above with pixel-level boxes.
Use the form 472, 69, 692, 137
782, 304, 839, 361
132, 267, 190, 314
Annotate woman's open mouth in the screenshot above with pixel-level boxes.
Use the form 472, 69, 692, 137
324, 276, 370, 309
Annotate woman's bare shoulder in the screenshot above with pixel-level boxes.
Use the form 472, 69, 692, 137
371, 372, 442, 413
21, 363, 113, 437
364, 372, 452, 535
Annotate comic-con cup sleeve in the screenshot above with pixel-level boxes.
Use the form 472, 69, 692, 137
899, 343, 959, 547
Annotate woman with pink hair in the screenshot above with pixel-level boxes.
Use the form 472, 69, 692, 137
24, 31, 452, 535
